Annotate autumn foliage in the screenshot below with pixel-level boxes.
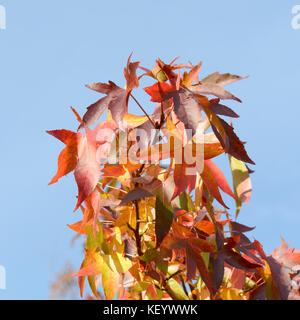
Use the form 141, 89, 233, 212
47, 55, 300, 300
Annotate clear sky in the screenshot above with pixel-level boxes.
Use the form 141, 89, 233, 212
0, 0, 300, 299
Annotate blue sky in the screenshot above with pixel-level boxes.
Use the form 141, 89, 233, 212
0, 1, 300, 299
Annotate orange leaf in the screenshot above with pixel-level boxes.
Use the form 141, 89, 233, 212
200, 160, 228, 209
204, 159, 236, 199
47, 129, 82, 185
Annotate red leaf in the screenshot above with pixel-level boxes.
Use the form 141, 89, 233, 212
204, 159, 236, 199
213, 118, 255, 165
47, 130, 82, 185
79, 55, 140, 130
186, 244, 214, 297
74, 136, 101, 211
200, 161, 229, 208
144, 82, 173, 102
254, 240, 292, 300
172, 164, 196, 200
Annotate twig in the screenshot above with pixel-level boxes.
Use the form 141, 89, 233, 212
180, 275, 190, 298
130, 93, 156, 128
134, 200, 143, 256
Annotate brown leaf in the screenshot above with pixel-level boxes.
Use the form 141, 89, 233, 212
190, 72, 247, 102
79, 55, 140, 131
209, 99, 239, 118
212, 117, 255, 165
119, 188, 153, 206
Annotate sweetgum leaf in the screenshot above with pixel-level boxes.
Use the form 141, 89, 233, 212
79, 55, 140, 131
119, 188, 153, 206
189, 72, 248, 102
155, 197, 174, 247
209, 99, 239, 118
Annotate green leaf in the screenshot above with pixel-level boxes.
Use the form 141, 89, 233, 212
88, 275, 100, 299
173, 192, 195, 212
165, 278, 189, 300
140, 248, 160, 262
155, 197, 174, 247
101, 259, 119, 300
229, 156, 252, 218
86, 223, 109, 254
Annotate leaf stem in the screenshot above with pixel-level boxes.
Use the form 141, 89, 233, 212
134, 200, 143, 256
130, 94, 156, 128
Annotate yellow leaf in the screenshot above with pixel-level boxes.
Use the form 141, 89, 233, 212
219, 288, 247, 300
111, 252, 132, 273
229, 156, 252, 218
123, 113, 149, 128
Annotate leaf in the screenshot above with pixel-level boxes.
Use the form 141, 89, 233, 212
195, 220, 215, 235
210, 252, 225, 293
123, 113, 148, 128
123, 53, 140, 90
145, 83, 205, 135
111, 252, 132, 273
79, 55, 140, 131
68, 220, 89, 235
140, 248, 160, 262
229, 156, 252, 218
181, 61, 202, 86
209, 99, 239, 118
174, 192, 195, 212
85, 222, 108, 254
200, 160, 229, 209
230, 268, 246, 290
71, 261, 101, 278
215, 118, 255, 165
74, 135, 101, 211
87, 275, 101, 299
189, 72, 248, 102
188, 238, 215, 253
265, 256, 291, 300
223, 246, 261, 271
101, 255, 120, 300
78, 259, 87, 298
197, 96, 255, 165
186, 246, 197, 281
47, 130, 82, 185
171, 220, 194, 239
80, 191, 100, 235
144, 82, 174, 102
172, 164, 196, 200
165, 278, 189, 300
119, 188, 153, 206
155, 197, 174, 247
219, 288, 247, 300
279, 249, 300, 269
70, 106, 83, 123
204, 159, 236, 199
78, 85, 122, 131
271, 238, 300, 269
101, 163, 141, 188
186, 244, 214, 297
47, 128, 101, 211
146, 283, 159, 300
71, 252, 120, 300
230, 221, 255, 234
172, 88, 204, 135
